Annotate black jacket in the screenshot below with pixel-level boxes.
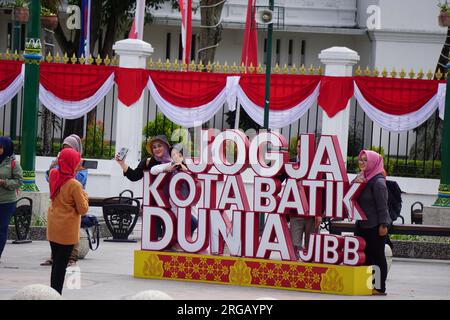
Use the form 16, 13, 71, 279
124, 157, 162, 181
277, 156, 324, 217
277, 156, 298, 183
356, 173, 391, 229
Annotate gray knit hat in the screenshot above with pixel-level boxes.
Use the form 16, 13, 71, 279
171, 143, 185, 155
63, 134, 83, 155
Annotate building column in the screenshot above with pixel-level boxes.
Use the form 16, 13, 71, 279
112, 39, 153, 166
109, 39, 153, 197
318, 47, 360, 166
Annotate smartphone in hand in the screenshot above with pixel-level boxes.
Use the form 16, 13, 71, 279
117, 147, 129, 161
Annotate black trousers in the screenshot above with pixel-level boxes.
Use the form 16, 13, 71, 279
50, 241, 74, 294
355, 226, 388, 293
156, 218, 164, 239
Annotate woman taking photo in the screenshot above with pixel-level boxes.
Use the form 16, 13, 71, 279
354, 150, 390, 296
0, 137, 23, 261
115, 135, 174, 239
47, 148, 88, 294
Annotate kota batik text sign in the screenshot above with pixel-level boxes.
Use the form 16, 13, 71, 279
134, 131, 372, 295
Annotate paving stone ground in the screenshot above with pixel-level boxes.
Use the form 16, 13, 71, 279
1, 240, 449, 300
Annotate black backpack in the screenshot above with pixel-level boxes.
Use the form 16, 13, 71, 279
386, 180, 403, 222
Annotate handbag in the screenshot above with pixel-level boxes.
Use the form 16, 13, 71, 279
81, 214, 100, 251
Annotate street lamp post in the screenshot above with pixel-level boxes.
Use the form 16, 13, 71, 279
260, 0, 274, 231
20, 0, 41, 191
263, 0, 274, 129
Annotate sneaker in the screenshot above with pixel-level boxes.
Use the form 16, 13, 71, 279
68, 260, 77, 267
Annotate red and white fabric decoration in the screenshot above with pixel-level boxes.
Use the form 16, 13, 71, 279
0, 60, 24, 107
354, 77, 445, 132
147, 71, 239, 127
115, 67, 149, 107
237, 75, 321, 128
39, 63, 115, 119
438, 83, 446, 120
178, 0, 192, 65
0, 59, 447, 130
317, 76, 354, 117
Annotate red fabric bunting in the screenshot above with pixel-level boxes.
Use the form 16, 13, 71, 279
115, 67, 149, 106
2, 59, 444, 125
0, 60, 23, 91
354, 77, 439, 115
148, 70, 229, 107
40, 62, 115, 101
239, 74, 321, 110
318, 76, 354, 117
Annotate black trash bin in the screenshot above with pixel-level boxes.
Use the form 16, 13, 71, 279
102, 196, 140, 242
13, 197, 33, 244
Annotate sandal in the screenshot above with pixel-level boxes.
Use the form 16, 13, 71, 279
372, 289, 387, 296
40, 259, 53, 266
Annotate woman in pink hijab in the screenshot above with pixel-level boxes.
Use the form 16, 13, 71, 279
354, 150, 390, 296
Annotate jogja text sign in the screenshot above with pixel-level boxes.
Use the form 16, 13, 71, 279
141, 131, 366, 265
135, 130, 371, 295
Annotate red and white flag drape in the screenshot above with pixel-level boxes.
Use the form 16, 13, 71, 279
39, 63, 115, 119
178, 0, 192, 64
353, 77, 446, 132
147, 71, 240, 127
0, 60, 24, 107
237, 74, 321, 128
0, 59, 446, 131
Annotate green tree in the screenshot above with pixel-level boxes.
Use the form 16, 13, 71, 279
198, 0, 225, 64
54, 0, 168, 58
83, 120, 114, 158
54, 0, 169, 138
53, 1, 226, 138
142, 112, 183, 157
408, 17, 448, 161
225, 107, 261, 132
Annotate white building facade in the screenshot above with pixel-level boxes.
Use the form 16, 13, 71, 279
0, 0, 446, 220
145, 0, 444, 73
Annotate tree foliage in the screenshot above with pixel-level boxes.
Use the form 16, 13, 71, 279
54, 0, 169, 58
198, 0, 225, 64
408, 25, 449, 161
53, 0, 225, 139
142, 112, 183, 157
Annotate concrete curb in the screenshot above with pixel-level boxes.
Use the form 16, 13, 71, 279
391, 240, 450, 260
7, 228, 450, 260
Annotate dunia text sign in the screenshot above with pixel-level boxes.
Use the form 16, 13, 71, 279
142, 131, 367, 265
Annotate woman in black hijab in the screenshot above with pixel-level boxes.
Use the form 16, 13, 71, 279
0, 137, 23, 261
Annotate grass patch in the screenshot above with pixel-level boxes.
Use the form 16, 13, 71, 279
390, 234, 450, 243
8, 215, 47, 227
